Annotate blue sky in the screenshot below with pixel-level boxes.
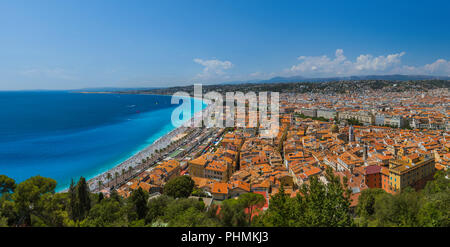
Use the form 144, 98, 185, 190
1, 0, 449, 90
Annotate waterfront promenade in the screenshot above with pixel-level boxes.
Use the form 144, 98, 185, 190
86, 102, 215, 192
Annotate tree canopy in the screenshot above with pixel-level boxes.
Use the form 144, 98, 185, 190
254, 168, 353, 227
0, 170, 447, 227
163, 175, 195, 198
0, 175, 16, 194
128, 187, 149, 221
355, 170, 449, 227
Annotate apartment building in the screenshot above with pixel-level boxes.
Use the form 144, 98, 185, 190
338, 111, 375, 125
317, 108, 337, 120
388, 154, 435, 192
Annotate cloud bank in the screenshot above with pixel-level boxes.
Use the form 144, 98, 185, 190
287, 49, 450, 77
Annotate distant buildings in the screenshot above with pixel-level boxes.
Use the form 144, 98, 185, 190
375, 113, 406, 128
188, 150, 234, 182
317, 109, 337, 120
118, 86, 448, 210
339, 111, 375, 125
117, 159, 181, 198
299, 108, 317, 118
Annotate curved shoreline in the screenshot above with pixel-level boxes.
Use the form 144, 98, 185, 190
66, 95, 211, 193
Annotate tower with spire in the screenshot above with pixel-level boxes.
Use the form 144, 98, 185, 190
348, 125, 355, 142
363, 142, 368, 162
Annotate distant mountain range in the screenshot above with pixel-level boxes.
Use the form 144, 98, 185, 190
219, 74, 450, 85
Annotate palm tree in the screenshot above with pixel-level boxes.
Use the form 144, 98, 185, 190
97, 180, 103, 191
106, 173, 112, 187
121, 168, 126, 181
114, 171, 119, 186
128, 166, 133, 177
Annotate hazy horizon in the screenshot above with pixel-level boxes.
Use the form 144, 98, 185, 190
1, 73, 449, 92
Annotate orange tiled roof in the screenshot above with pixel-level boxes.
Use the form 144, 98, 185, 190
211, 182, 230, 194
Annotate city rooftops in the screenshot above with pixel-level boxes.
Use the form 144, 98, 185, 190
389, 154, 433, 174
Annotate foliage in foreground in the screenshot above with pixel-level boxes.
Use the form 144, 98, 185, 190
355, 170, 449, 227
253, 168, 354, 227
0, 168, 447, 227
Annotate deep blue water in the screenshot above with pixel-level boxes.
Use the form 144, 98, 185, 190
0, 91, 203, 191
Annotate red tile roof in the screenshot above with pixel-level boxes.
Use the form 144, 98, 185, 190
365, 165, 382, 175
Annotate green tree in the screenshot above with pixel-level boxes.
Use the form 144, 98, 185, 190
97, 180, 103, 190
114, 172, 119, 185
98, 192, 104, 203
238, 192, 265, 224
68, 179, 76, 220
417, 170, 449, 226
128, 187, 149, 221
12, 176, 57, 226
128, 166, 133, 177
219, 198, 248, 227
0, 175, 16, 194
256, 168, 353, 227
300, 168, 353, 226
145, 195, 173, 224
374, 187, 421, 227
30, 193, 73, 227
161, 197, 218, 227
163, 175, 195, 198
356, 188, 387, 226
0, 194, 17, 226
109, 189, 122, 203
0, 216, 8, 227
169, 206, 219, 227
422, 170, 449, 195
372, 192, 395, 226
106, 173, 112, 187
80, 198, 127, 227
72, 177, 91, 221
355, 170, 449, 227
418, 197, 450, 227
254, 185, 303, 227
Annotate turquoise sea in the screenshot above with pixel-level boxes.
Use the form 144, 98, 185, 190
0, 91, 204, 191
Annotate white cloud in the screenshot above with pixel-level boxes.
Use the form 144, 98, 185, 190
354, 52, 405, 71
289, 49, 406, 76
193, 58, 233, 80
287, 49, 450, 77
390, 59, 450, 76
290, 49, 352, 75
424, 59, 450, 75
